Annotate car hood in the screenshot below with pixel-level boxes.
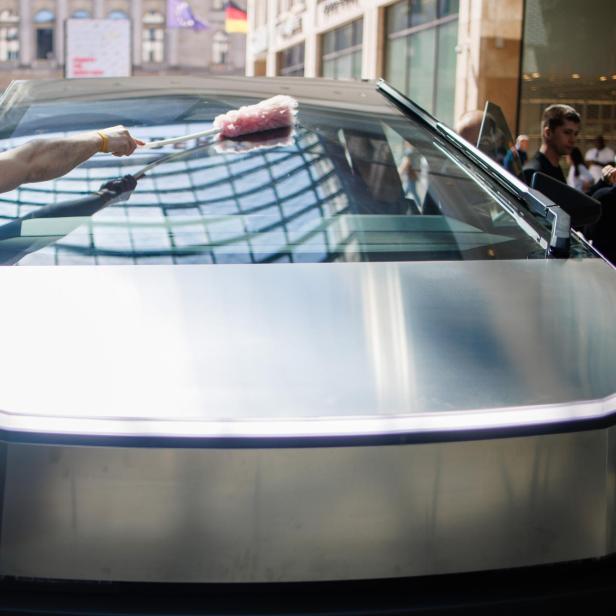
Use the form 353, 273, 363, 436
1, 259, 615, 439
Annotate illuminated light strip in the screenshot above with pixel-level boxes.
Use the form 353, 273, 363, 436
1, 393, 615, 440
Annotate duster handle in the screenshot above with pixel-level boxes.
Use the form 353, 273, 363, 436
141, 126, 221, 149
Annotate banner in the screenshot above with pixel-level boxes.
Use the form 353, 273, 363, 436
167, 0, 208, 31
225, 1, 247, 34
66, 19, 131, 78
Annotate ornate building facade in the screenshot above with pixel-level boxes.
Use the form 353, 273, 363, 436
0, 0, 246, 88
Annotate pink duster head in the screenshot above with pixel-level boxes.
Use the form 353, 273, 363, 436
213, 95, 298, 139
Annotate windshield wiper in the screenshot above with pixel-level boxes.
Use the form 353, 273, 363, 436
0, 176, 136, 265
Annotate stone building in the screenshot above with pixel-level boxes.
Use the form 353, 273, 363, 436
0, 0, 246, 89
246, 0, 616, 152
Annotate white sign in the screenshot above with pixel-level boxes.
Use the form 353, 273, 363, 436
65, 19, 131, 78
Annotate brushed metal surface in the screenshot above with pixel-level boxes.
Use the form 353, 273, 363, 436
0, 431, 607, 582
0, 259, 615, 438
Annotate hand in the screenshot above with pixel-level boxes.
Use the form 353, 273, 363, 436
98, 125, 145, 157
99, 174, 137, 195
601, 164, 616, 185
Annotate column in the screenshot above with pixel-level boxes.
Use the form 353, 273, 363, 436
266, 0, 277, 76
56, 0, 67, 66
453, 0, 481, 124
302, 0, 316, 77
362, 5, 380, 80
453, 0, 523, 131
167, 28, 178, 67
131, 0, 142, 67
18, 0, 32, 66
245, 0, 256, 76
94, 0, 105, 18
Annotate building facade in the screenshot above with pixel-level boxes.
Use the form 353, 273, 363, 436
246, 0, 616, 153
0, 0, 246, 89
246, 0, 523, 130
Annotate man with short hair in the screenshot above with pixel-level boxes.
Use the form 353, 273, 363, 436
0, 125, 144, 194
523, 104, 581, 186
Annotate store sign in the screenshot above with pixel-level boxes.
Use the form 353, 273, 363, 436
322, 0, 358, 15
317, 0, 359, 26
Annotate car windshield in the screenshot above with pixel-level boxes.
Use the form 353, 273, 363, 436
0, 78, 568, 266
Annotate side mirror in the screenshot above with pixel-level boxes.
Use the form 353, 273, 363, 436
531, 172, 601, 229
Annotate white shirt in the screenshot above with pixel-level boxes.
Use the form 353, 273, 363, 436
585, 146, 615, 182
567, 164, 594, 192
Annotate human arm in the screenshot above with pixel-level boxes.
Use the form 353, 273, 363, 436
586, 165, 616, 196
0, 126, 144, 193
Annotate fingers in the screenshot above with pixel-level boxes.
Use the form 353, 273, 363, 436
600, 165, 616, 185
101, 125, 141, 157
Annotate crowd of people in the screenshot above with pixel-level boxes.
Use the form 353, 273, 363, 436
512, 113, 615, 196
515, 103, 615, 262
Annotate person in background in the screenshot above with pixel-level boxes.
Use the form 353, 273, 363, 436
397, 140, 423, 207
586, 164, 616, 263
523, 104, 580, 186
567, 146, 595, 193
585, 135, 615, 183
0, 125, 144, 194
503, 134, 528, 175
454, 110, 484, 146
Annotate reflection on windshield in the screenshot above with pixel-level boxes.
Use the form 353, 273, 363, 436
0, 95, 548, 266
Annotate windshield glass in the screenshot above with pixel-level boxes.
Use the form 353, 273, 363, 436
0, 79, 556, 266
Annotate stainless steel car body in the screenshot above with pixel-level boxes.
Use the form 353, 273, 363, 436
0, 76, 614, 584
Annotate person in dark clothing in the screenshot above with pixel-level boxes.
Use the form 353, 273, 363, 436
586, 165, 616, 263
523, 104, 580, 186
503, 134, 528, 176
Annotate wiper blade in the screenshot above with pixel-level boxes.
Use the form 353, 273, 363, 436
0, 176, 136, 265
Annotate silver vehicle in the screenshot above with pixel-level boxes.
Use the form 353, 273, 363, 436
0, 76, 614, 612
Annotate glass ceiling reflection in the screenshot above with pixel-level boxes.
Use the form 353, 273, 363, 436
0, 104, 547, 266
1, 124, 349, 265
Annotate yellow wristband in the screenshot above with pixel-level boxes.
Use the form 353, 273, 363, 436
97, 131, 109, 153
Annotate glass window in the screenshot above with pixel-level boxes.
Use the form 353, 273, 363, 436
213, 31, 229, 64
279, 43, 304, 77
434, 18, 457, 127
408, 0, 437, 28
71, 10, 91, 19
407, 28, 436, 112
108, 10, 129, 20
385, 0, 459, 125
320, 19, 363, 81
142, 11, 165, 63
34, 10, 54, 60
0, 9, 19, 62
0, 83, 563, 267
386, 0, 440, 32
34, 9, 54, 23
386, 1, 409, 35
519, 0, 616, 156
438, 0, 460, 17
386, 36, 406, 92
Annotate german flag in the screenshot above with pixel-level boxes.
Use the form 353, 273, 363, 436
225, 1, 247, 33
